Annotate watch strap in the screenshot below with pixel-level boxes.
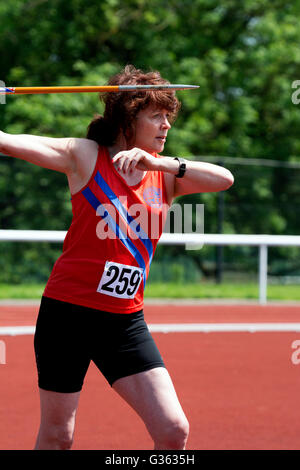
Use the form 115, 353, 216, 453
174, 157, 186, 178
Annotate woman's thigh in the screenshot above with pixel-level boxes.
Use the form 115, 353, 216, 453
112, 367, 188, 437
38, 388, 81, 428
35, 388, 81, 449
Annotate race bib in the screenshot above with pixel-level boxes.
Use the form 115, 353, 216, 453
97, 261, 143, 299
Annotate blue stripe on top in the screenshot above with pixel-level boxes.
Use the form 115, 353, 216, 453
82, 186, 147, 286
94, 171, 154, 264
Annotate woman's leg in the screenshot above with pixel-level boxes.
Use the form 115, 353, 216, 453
34, 388, 81, 450
112, 367, 189, 450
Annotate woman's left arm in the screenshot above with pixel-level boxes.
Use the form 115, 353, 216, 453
111, 148, 233, 198
157, 157, 234, 198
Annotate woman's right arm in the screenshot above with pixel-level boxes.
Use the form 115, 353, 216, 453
0, 131, 79, 174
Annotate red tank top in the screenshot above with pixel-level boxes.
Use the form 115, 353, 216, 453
43, 145, 169, 313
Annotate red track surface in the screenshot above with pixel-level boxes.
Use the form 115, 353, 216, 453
1, 302, 300, 450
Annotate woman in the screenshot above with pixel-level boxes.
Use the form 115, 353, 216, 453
0, 65, 233, 450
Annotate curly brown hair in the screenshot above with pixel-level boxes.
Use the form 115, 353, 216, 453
86, 65, 181, 147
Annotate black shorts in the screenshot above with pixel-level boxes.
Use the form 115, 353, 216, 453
34, 296, 165, 392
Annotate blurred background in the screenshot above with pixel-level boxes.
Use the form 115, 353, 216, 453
0, 0, 300, 301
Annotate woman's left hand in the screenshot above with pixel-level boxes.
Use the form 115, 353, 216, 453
112, 148, 159, 174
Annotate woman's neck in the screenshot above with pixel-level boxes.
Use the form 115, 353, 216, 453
108, 133, 130, 160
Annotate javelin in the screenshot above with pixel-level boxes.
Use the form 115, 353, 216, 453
0, 84, 199, 95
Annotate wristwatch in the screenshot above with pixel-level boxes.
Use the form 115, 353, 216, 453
174, 157, 186, 178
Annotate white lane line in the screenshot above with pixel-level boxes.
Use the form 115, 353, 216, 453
149, 323, 300, 333
0, 326, 35, 335
1, 323, 300, 336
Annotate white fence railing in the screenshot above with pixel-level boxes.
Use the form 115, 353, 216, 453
1, 230, 300, 304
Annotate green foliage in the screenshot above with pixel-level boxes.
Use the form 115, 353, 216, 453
1, 0, 300, 283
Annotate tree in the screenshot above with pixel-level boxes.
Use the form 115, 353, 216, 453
1, 0, 300, 282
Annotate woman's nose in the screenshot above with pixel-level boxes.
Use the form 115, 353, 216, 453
161, 117, 171, 129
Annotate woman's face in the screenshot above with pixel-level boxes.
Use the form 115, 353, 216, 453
132, 105, 172, 154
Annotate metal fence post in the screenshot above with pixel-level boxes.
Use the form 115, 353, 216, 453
259, 244, 268, 305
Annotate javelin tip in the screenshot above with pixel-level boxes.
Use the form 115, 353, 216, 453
119, 84, 199, 91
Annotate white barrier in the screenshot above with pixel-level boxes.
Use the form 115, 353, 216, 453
1, 230, 300, 304
161, 233, 300, 305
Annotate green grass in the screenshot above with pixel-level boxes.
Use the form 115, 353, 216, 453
145, 282, 300, 301
0, 282, 300, 301
0, 283, 45, 299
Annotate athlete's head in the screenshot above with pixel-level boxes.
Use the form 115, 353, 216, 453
86, 65, 181, 149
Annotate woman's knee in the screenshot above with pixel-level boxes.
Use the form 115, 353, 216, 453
154, 416, 190, 450
37, 423, 74, 450
35, 389, 80, 450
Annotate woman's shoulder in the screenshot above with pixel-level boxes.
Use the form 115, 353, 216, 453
69, 137, 100, 156
67, 139, 102, 195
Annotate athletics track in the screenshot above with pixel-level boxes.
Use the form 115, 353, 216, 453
0, 300, 300, 450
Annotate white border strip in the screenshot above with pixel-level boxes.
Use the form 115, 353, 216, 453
1, 323, 300, 336
0, 326, 35, 335
149, 323, 300, 333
